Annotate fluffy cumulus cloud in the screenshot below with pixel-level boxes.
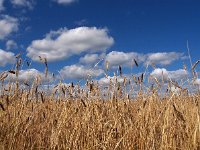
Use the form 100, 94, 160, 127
59, 64, 104, 79
151, 68, 188, 81
6, 40, 18, 50
20, 69, 45, 81
79, 53, 105, 66
54, 0, 77, 5
0, 49, 15, 66
105, 51, 184, 68
0, 0, 4, 11
98, 75, 124, 86
7, 69, 52, 82
14, 69, 43, 81
194, 78, 200, 85
0, 15, 18, 40
79, 54, 99, 66
105, 51, 145, 67
27, 27, 114, 62
146, 52, 183, 66
11, 0, 35, 9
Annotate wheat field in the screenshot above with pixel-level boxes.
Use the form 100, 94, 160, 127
0, 57, 200, 150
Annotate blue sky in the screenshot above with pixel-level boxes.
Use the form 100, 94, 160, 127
0, 0, 199, 85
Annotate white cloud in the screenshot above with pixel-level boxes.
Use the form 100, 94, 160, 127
194, 78, 200, 85
170, 86, 181, 94
27, 27, 114, 62
0, 0, 4, 11
146, 52, 183, 65
105, 51, 184, 68
98, 75, 124, 86
79, 53, 105, 66
75, 19, 88, 26
79, 54, 99, 65
0, 49, 15, 66
11, 0, 35, 9
7, 68, 52, 82
16, 69, 44, 81
54, 0, 77, 5
105, 51, 145, 67
0, 15, 18, 40
6, 40, 18, 50
151, 68, 188, 81
59, 64, 104, 79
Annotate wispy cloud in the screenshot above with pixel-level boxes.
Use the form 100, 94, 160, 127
74, 19, 88, 26
10, 0, 35, 9
27, 27, 114, 62
0, 0, 4, 11
54, 0, 78, 5
6, 40, 18, 50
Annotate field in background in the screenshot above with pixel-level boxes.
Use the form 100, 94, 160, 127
0, 56, 200, 150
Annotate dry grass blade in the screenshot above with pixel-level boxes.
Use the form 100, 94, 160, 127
171, 81, 182, 90
23, 82, 29, 86
173, 104, 185, 122
123, 77, 127, 86
119, 65, 122, 77
152, 76, 160, 86
81, 99, 87, 107
0, 72, 8, 81
52, 73, 55, 79
106, 61, 109, 71
133, 75, 138, 84
39, 56, 43, 62
26, 61, 30, 67
71, 82, 74, 88
89, 83, 93, 92
61, 87, 65, 95
54, 84, 58, 89
192, 60, 200, 70
40, 93, 45, 103
15, 53, 21, 58
134, 59, 139, 67
35, 86, 38, 100
141, 73, 144, 83
44, 58, 48, 78
18, 58, 22, 66
8, 70, 15, 74
192, 60, 200, 74
0, 102, 5, 111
